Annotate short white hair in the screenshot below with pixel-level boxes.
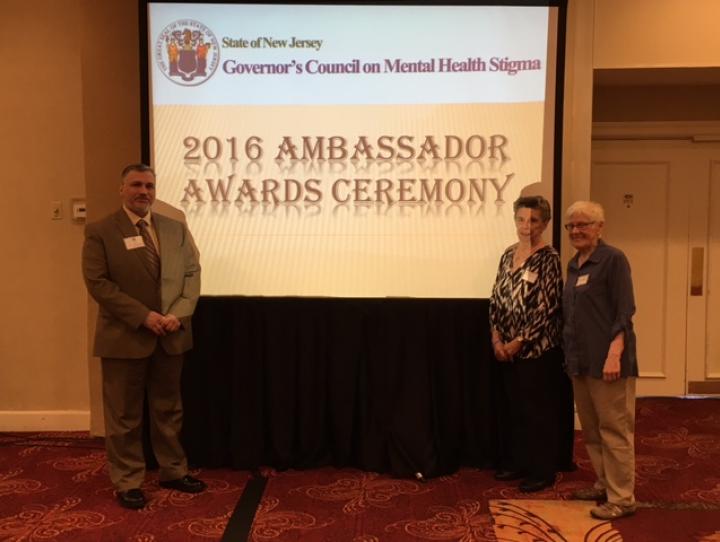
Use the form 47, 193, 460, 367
565, 201, 605, 223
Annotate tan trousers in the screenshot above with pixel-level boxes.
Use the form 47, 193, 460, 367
572, 376, 636, 506
102, 346, 188, 491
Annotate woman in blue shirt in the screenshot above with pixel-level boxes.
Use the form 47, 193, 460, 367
563, 200, 639, 520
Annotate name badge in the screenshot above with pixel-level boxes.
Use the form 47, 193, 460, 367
123, 235, 145, 250
522, 269, 538, 283
576, 274, 589, 287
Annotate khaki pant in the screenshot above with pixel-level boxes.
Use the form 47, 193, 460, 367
572, 376, 636, 506
102, 346, 188, 491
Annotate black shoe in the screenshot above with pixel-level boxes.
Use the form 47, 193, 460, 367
159, 474, 207, 493
117, 488, 146, 509
494, 470, 524, 481
519, 476, 554, 493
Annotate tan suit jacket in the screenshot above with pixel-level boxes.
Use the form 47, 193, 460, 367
82, 209, 200, 358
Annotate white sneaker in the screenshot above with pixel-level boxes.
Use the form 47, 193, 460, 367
590, 502, 636, 520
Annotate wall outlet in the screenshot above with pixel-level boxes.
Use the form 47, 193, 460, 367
71, 198, 86, 221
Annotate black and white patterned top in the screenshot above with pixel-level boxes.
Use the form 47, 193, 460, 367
489, 244, 563, 360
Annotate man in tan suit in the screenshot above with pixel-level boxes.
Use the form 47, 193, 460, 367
82, 163, 204, 509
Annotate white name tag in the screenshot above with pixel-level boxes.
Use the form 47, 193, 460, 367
522, 269, 538, 283
123, 235, 145, 250
576, 274, 589, 286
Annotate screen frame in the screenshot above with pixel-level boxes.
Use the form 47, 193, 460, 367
138, 0, 568, 296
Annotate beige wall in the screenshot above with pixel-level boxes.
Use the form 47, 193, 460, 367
561, 0, 595, 263
594, 0, 720, 69
0, 0, 140, 431
0, 1, 88, 426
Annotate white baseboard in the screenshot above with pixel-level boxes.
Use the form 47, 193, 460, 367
0, 410, 90, 431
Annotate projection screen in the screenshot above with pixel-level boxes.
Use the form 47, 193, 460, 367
144, 2, 564, 298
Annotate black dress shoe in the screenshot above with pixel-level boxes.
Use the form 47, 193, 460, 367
494, 470, 524, 481
117, 488, 146, 509
519, 476, 554, 493
159, 475, 207, 493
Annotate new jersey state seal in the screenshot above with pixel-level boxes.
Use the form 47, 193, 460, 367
155, 19, 219, 86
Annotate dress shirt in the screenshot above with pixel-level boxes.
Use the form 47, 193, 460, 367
563, 240, 639, 378
123, 206, 160, 253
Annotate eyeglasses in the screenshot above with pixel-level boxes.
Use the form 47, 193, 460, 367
564, 221, 595, 231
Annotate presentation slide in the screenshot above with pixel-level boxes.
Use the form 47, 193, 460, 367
146, 3, 559, 298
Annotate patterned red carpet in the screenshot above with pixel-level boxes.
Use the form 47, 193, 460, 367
0, 397, 718, 541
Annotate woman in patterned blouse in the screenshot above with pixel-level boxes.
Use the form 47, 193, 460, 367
489, 195, 573, 492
